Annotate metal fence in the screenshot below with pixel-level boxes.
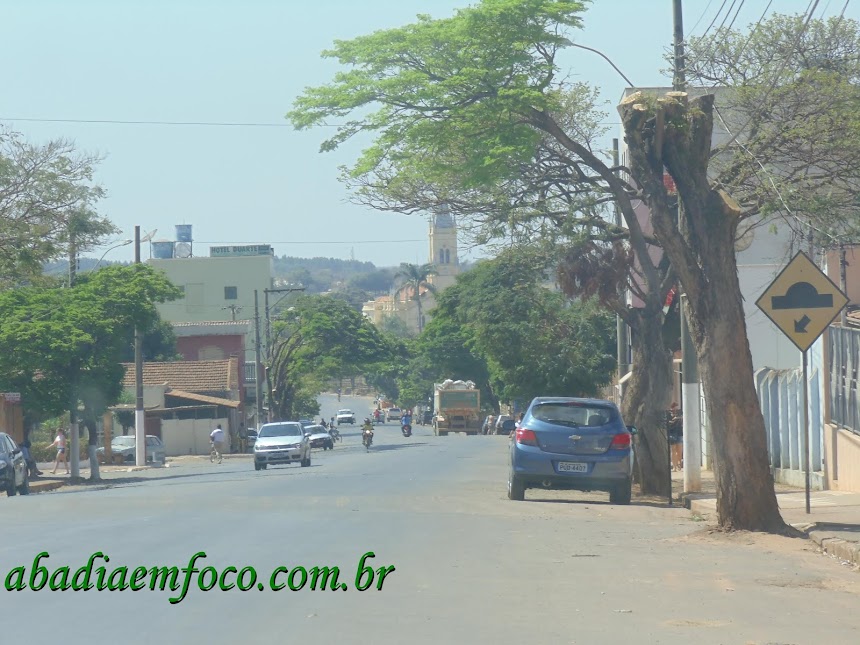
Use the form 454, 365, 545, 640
754, 367, 824, 477
829, 326, 860, 436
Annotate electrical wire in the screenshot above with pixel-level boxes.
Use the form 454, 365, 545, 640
689, 0, 716, 34
699, 0, 731, 39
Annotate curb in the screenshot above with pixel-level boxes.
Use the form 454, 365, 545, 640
29, 481, 66, 494
806, 529, 860, 568
683, 495, 860, 569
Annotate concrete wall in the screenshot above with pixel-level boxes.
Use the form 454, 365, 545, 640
161, 417, 228, 456
823, 423, 860, 492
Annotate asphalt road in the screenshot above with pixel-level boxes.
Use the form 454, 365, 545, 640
2, 393, 859, 644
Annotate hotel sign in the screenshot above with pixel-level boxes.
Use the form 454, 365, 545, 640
210, 245, 273, 257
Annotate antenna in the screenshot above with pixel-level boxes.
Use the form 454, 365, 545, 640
350, 247, 355, 262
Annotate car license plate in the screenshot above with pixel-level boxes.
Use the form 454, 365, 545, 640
557, 462, 588, 473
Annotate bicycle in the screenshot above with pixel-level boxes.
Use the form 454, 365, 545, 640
209, 441, 223, 464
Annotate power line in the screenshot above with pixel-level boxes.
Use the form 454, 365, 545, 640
0, 115, 626, 129
699, 0, 731, 39
0, 117, 296, 128
187, 239, 426, 245
689, 0, 716, 34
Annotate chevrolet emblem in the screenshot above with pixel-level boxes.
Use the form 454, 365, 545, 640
569, 435, 581, 441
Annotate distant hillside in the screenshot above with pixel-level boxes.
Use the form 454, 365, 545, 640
43, 254, 409, 296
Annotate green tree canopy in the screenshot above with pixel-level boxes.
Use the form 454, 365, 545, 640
267, 295, 392, 420
0, 264, 181, 424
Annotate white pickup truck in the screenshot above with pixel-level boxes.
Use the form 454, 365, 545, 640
336, 409, 355, 425
385, 407, 403, 422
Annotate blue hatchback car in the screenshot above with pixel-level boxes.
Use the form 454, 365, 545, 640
508, 397, 635, 504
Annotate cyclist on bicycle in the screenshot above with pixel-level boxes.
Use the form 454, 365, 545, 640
210, 425, 226, 463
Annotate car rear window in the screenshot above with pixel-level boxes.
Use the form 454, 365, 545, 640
530, 403, 617, 427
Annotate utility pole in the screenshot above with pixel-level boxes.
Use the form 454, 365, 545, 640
68, 230, 80, 478
254, 290, 264, 425
134, 226, 146, 467
840, 243, 848, 327
222, 304, 242, 321
674, 0, 701, 493
613, 138, 629, 387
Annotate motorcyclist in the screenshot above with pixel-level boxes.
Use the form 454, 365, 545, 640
362, 418, 374, 445
401, 411, 412, 428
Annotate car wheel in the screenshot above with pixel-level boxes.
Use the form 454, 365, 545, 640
610, 480, 632, 505
508, 474, 525, 501
6, 476, 17, 497
301, 454, 311, 467
261, 464, 267, 470
19, 472, 29, 495
254, 462, 261, 471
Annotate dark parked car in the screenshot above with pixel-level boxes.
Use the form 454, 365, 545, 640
0, 432, 30, 496
508, 397, 634, 504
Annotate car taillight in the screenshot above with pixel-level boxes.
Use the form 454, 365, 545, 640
515, 428, 538, 446
610, 433, 631, 450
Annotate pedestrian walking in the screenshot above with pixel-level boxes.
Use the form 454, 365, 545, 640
668, 403, 683, 471
50, 429, 70, 475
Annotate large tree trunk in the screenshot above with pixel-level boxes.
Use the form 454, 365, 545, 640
695, 272, 783, 530
621, 315, 672, 497
85, 418, 101, 481
620, 90, 786, 532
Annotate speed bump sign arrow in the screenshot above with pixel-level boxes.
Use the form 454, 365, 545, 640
756, 250, 848, 352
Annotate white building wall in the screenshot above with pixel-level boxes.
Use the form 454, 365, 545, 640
161, 417, 228, 456
149, 254, 273, 351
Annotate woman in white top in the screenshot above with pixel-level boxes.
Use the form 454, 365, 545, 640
50, 429, 70, 475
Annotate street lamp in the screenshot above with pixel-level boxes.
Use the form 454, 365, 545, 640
89, 239, 133, 272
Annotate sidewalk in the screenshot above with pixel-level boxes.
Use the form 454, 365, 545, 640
675, 469, 860, 569
23, 453, 252, 494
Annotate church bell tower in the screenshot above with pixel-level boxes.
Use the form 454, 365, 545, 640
428, 204, 459, 292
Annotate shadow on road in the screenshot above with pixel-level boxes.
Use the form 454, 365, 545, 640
366, 442, 428, 452
525, 494, 676, 509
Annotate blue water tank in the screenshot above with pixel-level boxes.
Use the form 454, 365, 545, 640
175, 225, 193, 242
151, 241, 175, 259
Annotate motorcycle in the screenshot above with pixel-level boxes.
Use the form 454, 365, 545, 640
401, 423, 412, 438
362, 429, 374, 450
329, 426, 342, 442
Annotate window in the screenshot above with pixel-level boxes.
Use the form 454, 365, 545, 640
224, 286, 238, 300
444, 249, 450, 264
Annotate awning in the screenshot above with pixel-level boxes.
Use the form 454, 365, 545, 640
165, 389, 241, 409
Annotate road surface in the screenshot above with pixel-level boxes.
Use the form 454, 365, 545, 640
2, 394, 858, 644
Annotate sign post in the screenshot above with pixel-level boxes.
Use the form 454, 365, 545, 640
756, 251, 848, 514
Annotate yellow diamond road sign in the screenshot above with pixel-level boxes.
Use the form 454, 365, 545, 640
756, 251, 848, 353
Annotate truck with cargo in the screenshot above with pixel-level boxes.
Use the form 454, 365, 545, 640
433, 380, 481, 436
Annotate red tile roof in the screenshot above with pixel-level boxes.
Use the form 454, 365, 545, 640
121, 358, 238, 392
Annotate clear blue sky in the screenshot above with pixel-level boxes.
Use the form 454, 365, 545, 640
2, 0, 849, 267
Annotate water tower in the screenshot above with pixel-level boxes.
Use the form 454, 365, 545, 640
175, 225, 193, 258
